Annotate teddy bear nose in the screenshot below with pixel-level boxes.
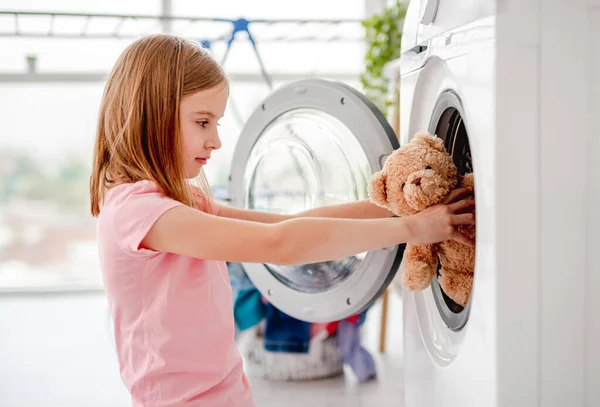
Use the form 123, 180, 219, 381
412, 177, 422, 186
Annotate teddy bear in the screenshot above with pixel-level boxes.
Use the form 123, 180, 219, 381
368, 132, 475, 307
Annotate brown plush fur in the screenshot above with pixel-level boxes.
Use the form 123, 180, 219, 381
368, 132, 475, 306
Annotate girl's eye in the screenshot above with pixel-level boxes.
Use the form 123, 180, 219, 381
197, 120, 209, 128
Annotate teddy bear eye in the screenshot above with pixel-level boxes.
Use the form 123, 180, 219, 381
425, 165, 432, 170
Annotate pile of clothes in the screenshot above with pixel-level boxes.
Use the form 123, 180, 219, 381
228, 262, 377, 382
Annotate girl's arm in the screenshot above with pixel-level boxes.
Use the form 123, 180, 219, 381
216, 205, 289, 223
294, 200, 395, 219
217, 200, 395, 223
217, 187, 472, 223
142, 195, 475, 266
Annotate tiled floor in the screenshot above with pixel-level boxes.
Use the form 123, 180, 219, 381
247, 291, 405, 407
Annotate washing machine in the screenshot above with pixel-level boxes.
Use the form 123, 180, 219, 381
398, 0, 600, 406
229, 78, 404, 323
228, 0, 600, 405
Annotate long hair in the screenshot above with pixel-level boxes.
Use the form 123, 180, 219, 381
90, 34, 227, 216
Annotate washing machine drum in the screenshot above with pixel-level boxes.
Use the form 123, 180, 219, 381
427, 90, 475, 331
229, 79, 404, 323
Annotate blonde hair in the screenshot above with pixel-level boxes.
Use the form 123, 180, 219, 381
90, 33, 227, 216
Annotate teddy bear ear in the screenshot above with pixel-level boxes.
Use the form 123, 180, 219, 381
368, 171, 388, 207
412, 132, 446, 152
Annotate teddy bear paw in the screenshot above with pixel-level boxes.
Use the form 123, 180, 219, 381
401, 261, 436, 291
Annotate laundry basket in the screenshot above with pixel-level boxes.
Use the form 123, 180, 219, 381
240, 326, 344, 381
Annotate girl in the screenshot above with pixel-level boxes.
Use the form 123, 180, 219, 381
90, 34, 475, 407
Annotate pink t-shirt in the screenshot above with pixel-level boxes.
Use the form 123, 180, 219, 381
97, 180, 254, 407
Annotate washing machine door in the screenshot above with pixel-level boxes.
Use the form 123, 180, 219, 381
229, 78, 403, 323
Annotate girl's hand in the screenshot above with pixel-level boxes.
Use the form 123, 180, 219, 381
405, 187, 476, 246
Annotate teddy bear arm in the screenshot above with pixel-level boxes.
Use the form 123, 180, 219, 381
401, 243, 439, 291
438, 267, 473, 307
459, 173, 475, 189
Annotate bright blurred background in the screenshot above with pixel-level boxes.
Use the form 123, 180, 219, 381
0, 0, 375, 291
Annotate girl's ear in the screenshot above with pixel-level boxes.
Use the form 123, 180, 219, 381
368, 171, 388, 208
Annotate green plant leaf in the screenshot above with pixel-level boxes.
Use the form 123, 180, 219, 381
360, 1, 407, 118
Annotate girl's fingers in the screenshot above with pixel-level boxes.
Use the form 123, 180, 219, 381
451, 212, 476, 226
451, 229, 476, 247
447, 198, 476, 214
443, 187, 473, 205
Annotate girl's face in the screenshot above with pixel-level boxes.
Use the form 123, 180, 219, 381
180, 82, 228, 179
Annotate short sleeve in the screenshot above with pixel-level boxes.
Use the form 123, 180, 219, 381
102, 181, 184, 256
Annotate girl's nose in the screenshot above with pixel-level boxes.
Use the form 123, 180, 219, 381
206, 133, 222, 150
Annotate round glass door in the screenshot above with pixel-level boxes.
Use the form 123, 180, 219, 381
229, 79, 403, 322
245, 108, 372, 294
